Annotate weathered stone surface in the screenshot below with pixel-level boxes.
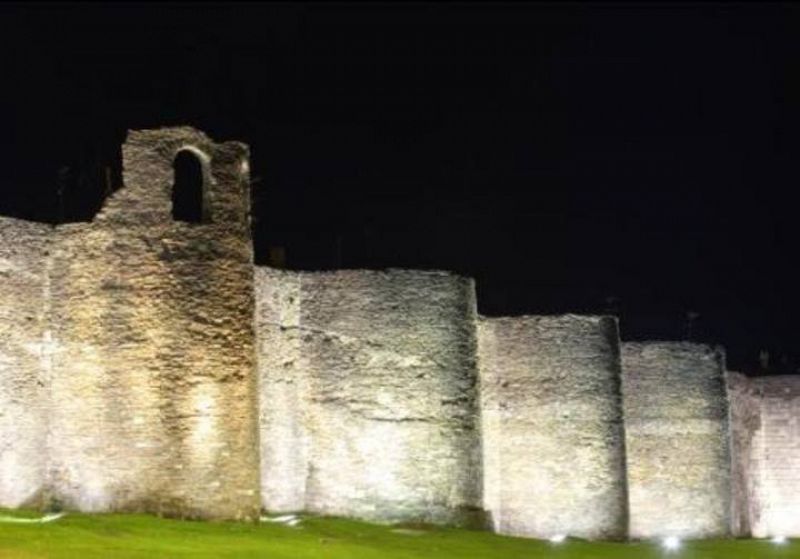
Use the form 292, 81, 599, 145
0, 128, 260, 520
0, 218, 52, 508
729, 373, 800, 538
257, 267, 483, 525
4, 125, 800, 540
478, 315, 628, 540
621, 342, 731, 539
256, 267, 306, 513
727, 371, 760, 537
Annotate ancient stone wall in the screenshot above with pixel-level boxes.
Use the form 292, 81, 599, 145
255, 267, 307, 513
621, 342, 731, 539
0, 218, 52, 508
257, 267, 483, 525
729, 374, 800, 538
478, 315, 628, 540
749, 376, 800, 538
5, 125, 800, 540
45, 128, 260, 519
727, 371, 760, 537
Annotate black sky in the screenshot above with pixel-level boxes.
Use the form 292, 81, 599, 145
1, 2, 798, 372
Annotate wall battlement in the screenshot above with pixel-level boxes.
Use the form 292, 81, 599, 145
1, 127, 798, 539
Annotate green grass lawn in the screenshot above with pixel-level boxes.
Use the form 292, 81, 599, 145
0, 509, 796, 559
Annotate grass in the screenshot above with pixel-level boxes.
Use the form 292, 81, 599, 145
0, 509, 796, 558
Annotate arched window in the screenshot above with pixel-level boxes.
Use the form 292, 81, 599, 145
172, 150, 205, 223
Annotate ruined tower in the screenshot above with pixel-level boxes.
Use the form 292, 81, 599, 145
0, 127, 261, 519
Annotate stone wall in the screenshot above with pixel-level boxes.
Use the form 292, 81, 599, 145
478, 315, 628, 540
4, 125, 800, 540
257, 267, 483, 525
729, 374, 800, 538
621, 342, 731, 539
255, 267, 306, 513
727, 371, 760, 537
0, 218, 52, 508
43, 128, 260, 519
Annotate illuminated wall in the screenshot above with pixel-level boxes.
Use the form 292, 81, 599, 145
0, 218, 51, 508
621, 342, 731, 539
256, 267, 306, 513
47, 128, 260, 519
729, 373, 800, 538
478, 315, 628, 540
257, 267, 483, 525
3, 125, 800, 540
0, 128, 260, 520
727, 372, 760, 537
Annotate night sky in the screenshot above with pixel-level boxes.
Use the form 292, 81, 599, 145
1, 3, 798, 373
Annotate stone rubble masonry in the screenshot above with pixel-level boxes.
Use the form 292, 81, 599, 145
727, 371, 760, 537
256, 267, 306, 513
0, 218, 52, 508
3, 126, 800, 539
478, 315, 629, 540
256, 266, 484, 526
621, 342, 731, 539
0, 127, 261, 520
728, 373, 800, 538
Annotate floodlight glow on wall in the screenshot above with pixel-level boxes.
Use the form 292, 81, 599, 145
661, 536, 681, 552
